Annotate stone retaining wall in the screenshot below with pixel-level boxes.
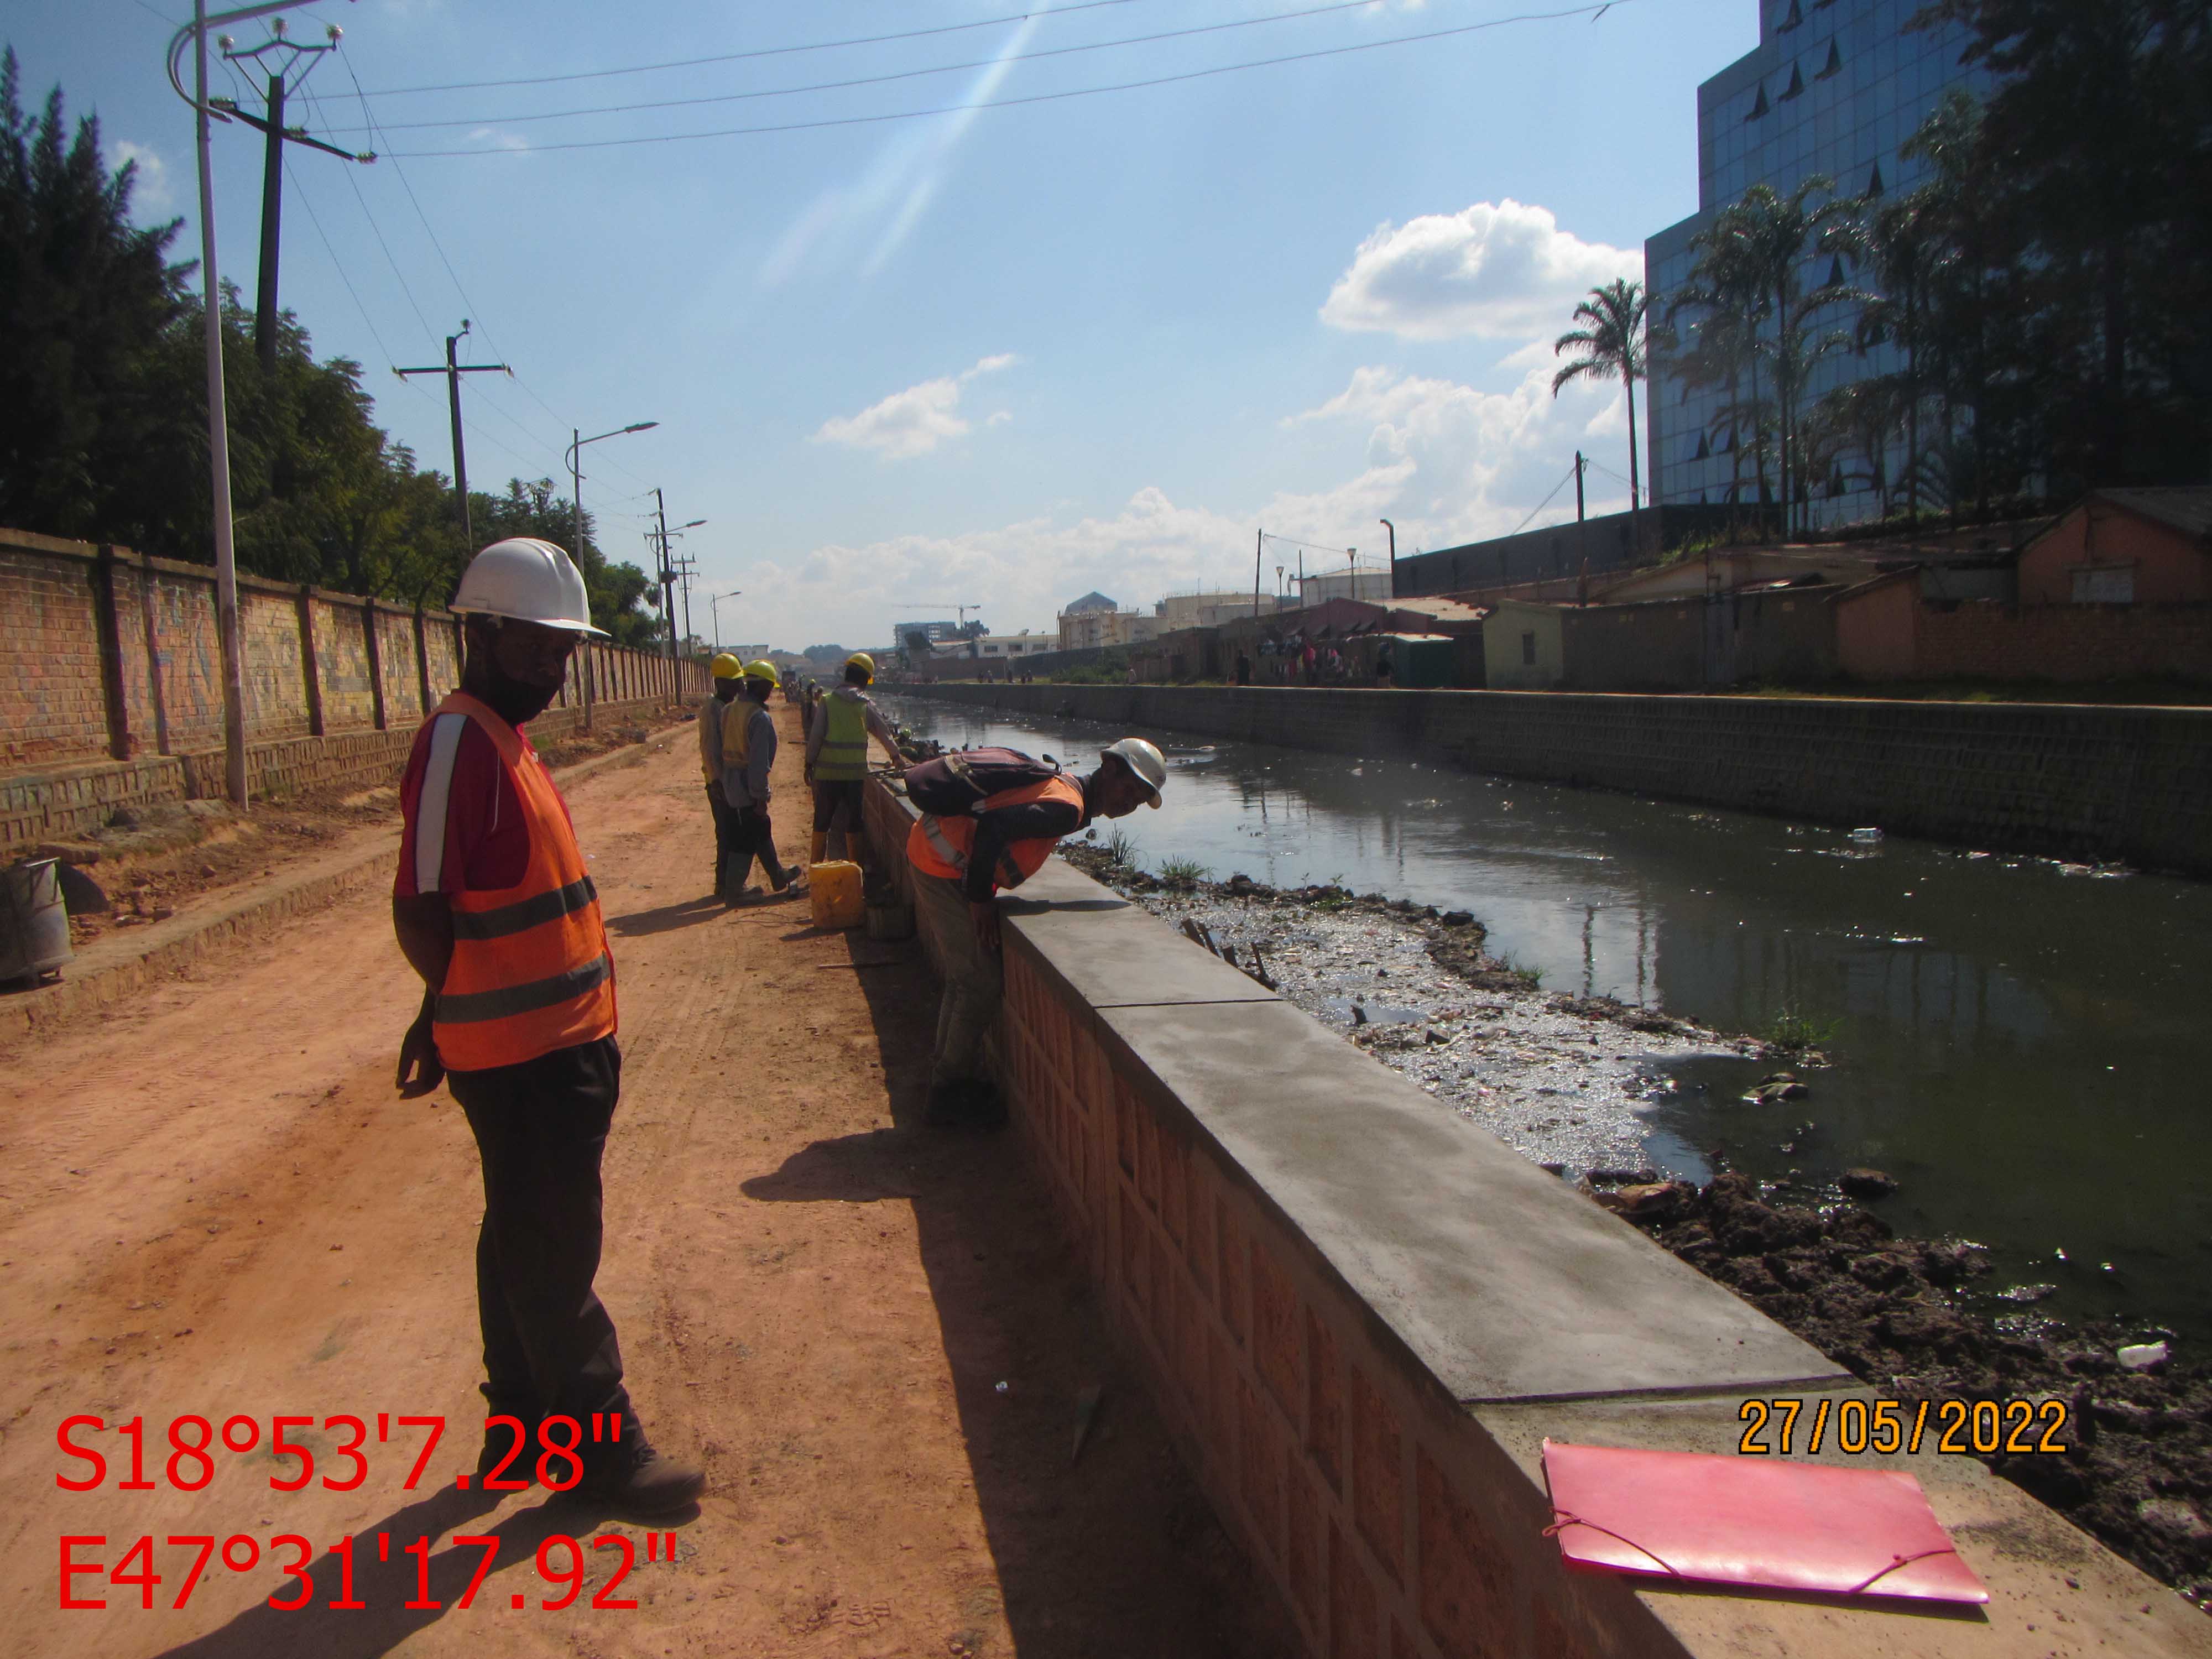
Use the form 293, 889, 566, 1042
860, 777, 2207, 1656
906, 681, 2212, 877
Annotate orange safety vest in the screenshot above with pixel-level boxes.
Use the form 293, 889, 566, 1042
907, 775, 1084, 892
428, 692, 617, 1072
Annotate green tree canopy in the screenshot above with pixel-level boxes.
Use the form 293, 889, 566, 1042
0, 48, 661, 643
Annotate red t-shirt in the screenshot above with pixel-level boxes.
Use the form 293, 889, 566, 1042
395, 711, 532, 897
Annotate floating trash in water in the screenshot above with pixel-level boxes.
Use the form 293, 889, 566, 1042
1997, 1283, 2057, 1303
2117, 1341, 2168, 1371
1849, 827, 1884, 843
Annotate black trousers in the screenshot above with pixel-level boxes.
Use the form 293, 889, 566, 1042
729, 803, 795, 891
811, 778, 866, 834
706, 785, 740, 897
450, 1036, 630, 1437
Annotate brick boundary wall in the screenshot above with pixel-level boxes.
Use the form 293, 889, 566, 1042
1912, 600, 2212, 682
903, 681, 2212, 878
1, 693, 676, 854
859, 779, 2208, 1657
1, 527, 706, 853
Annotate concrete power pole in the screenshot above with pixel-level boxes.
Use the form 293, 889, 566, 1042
214, 20, 372, 375
395, 321, 508, 547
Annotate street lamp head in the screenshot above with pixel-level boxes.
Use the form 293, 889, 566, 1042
624, 421, 659, 433
679, 519, 706, 530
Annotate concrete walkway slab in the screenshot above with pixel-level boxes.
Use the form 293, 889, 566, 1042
1004, 862, 1281, 1011
1097, 997, 1854, 1406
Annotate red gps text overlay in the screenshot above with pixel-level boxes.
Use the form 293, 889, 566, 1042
59, 1528, 677, 1613
55, 1412, 627, 1495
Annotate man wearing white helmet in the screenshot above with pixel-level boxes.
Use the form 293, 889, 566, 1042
904, 736, 1166, 1127
390, 538, 704, 1515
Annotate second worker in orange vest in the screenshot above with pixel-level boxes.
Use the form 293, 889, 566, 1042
392, 538, 705, 1516
906, 738, 1167, 1128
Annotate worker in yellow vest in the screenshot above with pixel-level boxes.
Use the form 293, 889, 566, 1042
906, 738, 1167, 1126
391, 538, 703, 1514
722, 659, 805, 901
699, 653, 746, 901
805, 652, 905, 884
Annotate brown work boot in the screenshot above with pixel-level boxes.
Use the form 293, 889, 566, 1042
574, 1434, 706, 1515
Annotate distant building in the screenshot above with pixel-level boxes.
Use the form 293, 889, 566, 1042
1644, 1, 1997, 528
947, 630, 1061, 662
1292, 570, 1394, 607
1057, 592, 1161, 650
1154, 590, 1297, 632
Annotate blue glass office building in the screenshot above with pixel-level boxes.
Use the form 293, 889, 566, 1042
1644, 1, 1997, 526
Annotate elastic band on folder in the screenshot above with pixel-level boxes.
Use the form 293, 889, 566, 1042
1544, 1511, 1683, 1578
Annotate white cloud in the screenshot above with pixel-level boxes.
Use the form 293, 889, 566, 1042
108, 141, 172, 213
750, 358, 1639, 648
466, 127, 531, 155
812, 354, 1016, 460
1320, 199, 1640, 342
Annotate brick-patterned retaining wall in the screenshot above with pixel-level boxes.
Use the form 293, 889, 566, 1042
1, 527, 706, 851
860, 779, 2210, 1657
909, 681, 2212, 877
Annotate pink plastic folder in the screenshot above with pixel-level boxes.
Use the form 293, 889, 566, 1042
1541, 1439, 1989, 1606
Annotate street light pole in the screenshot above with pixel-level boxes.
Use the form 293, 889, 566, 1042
1380, 518, 1397, 598
563, 418, 659, 727
709, 589, 742, 654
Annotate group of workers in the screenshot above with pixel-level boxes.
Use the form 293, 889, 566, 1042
698, 648, 907, 904
388, 537, 1168, 1522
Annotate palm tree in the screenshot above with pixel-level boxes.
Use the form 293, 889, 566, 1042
1552, 278, 1651, 548
1671, 217, 1773, 513
1719, 179, 1864, 534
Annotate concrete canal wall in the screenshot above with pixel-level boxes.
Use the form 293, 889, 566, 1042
907, 681, 2212, 877
861, 778, 2208, 1659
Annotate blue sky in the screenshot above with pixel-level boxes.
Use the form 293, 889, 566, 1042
30, 0, 1756, 649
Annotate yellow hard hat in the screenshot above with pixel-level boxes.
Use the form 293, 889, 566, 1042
844, 651, 875, 681
743, 658, 780, 686
710, 652, 744, 680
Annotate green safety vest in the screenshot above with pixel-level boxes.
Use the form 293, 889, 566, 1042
816, 692, 870, 781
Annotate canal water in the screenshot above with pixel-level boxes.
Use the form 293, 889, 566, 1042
881, 692, 2212, 1345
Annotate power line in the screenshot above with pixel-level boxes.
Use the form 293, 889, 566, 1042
325, 68, 602, 484
354, 0, 1156, 97
1260, 531, 1355, 556
328, 0, 1449, 137
383, 1, 1644, 157
1507, 463, 1578, 538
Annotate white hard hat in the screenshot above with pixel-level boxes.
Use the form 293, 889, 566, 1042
1102, 737, 1166, 807
450, 538, 607, 636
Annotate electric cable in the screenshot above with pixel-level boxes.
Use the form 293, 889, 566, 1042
1507, 464, 1578, 538
380, 1, 1642, 157
354, 0, 1158, 97
328, 0, 1463, 136
1260, 531, 1357, 556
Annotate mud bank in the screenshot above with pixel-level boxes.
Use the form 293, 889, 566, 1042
1054, 842, 2212, 1613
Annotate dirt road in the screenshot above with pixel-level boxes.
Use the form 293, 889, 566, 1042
0, 708, 1289, 1658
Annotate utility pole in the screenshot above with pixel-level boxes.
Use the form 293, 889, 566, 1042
168, 0, 357, 808
648, 489, 707, 661
214, 18, 372, 375
395, 320, 508, 546
1574, 450, 1589, 603
1380, 518, 1397, 598
1251, 528, 1263, 625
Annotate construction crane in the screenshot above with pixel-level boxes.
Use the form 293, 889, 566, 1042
895, 601, 985, 629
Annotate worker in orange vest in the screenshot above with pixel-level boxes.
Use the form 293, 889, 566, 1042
391, 538, 704, 1515
905, 738, 1167, 1126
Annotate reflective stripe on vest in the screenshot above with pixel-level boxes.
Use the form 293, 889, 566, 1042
816, 690, 870, 780
905, 774, 1084, 891
428, 691, 618, 1071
